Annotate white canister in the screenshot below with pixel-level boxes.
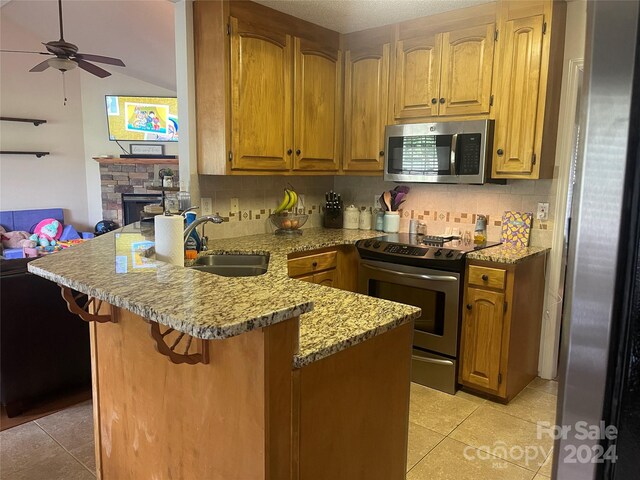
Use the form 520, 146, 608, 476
383, 211, 400, 233
359, 208, 372, 230
344, 205, 360, 230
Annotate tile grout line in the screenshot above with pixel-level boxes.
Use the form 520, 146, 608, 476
33, 421, 96, 477
406, 433, 449, 475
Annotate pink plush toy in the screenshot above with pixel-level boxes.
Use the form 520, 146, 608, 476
0, 226, 36, 249
30, 219, 63, 248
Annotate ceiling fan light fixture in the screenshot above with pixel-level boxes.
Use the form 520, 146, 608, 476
47, 57, 76, 71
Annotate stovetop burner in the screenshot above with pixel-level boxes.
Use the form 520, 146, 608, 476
356, 234, 499, 271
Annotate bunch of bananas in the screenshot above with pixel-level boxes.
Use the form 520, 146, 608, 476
274, 187, 298, 214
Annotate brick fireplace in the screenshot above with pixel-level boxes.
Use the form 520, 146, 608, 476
95, 157, 179, 226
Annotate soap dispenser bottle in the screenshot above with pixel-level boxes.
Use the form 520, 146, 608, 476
184, 211, 201, 253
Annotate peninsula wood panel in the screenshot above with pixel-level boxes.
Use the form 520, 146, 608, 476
460, 287, 505, 391
91, 305, 299, 480
439, 23, 495, 116
343, 44, 390, 172
492, 15, 544, 176
296, 321, 413, 479
393, 34, 441, 119
293, 38, 341, 171
230, 17, 293, 171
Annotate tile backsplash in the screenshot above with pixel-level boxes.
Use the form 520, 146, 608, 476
197, 175, 556, 247
333, 176, 557, 248
199, 175, 334, 239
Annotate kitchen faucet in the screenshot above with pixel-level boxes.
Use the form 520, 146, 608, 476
183, 214, 224, 251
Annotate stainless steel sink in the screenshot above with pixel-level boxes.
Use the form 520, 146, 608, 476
189, 254, 269, 277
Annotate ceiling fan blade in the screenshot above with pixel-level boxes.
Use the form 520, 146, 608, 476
74, 53, 125, 67
0, 49, 52, 55
76, 59, 111, 78
29, 59, 51, 72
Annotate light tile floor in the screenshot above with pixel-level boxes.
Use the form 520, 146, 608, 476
0, 378, 558, 479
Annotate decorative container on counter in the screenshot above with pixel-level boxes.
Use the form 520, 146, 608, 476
359, 208, 372, 230
383, 211, 400, 233
375, 211, 385, 231
344, 205, 360, 230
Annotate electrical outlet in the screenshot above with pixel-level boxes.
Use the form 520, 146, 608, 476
537, 202, 550, 221
373, 194, 380, 209
230, 197, 239, 213
201, 197, 213, 216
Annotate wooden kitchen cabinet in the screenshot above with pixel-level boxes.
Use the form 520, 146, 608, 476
393, 10, 496, 121
230, 17, 293, 171
288, 245, 359, 291
459, 253, 546, 402
342, 27, 392, 172
491, 0, 566, 179
293, 38, 342, 172
194, 1, 341, 175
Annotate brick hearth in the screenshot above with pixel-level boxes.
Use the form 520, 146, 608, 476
95, 158, 179, 225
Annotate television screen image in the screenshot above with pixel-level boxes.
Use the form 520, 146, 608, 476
105, 95, 178, 142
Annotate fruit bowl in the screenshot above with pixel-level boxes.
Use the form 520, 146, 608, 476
269, 212, 308, 234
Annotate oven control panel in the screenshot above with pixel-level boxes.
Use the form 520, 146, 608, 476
357, 238, 465, 262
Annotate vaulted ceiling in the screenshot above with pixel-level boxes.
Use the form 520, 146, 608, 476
0, 0, 176, 91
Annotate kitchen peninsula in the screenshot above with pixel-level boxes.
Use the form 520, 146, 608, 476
28, 228, 420, 480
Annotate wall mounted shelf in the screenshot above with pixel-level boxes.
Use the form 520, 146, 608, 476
0, 116, 47, 126
0, 151, 50, 158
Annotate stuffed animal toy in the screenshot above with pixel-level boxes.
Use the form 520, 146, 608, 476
0, 226, 36, 249
30, 219, 63, 248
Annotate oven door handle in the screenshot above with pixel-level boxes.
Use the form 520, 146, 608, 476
412, 355, 455, 366
361, 263, 458, 282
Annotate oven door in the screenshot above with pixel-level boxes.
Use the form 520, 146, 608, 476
358, 259, 461, 357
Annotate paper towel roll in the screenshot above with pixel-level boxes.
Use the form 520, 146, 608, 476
154, 214, 184, 267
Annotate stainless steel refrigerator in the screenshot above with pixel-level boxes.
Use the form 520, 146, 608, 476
555, 1, 640, 479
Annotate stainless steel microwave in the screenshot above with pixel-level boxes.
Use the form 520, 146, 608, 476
384, 120, 496, 184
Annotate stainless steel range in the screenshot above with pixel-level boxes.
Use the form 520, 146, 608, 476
356, 234, 498, 394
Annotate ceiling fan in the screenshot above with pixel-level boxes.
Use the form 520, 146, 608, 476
0, 0, 125, 78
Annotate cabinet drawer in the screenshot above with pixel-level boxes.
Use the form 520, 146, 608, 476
468, 265, 506, 290
288, 251, 337, 277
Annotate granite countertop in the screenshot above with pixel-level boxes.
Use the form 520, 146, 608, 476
28, 228, 420, 368
466, 243, 550, 264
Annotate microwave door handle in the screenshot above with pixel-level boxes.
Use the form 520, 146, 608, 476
450, 133, 458, 176
361, 263, 458, 282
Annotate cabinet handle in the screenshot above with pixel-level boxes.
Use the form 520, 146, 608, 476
497, 149, 504, 156
482, 274, 489, 281
431, 98, 437, 104
296, 149, 301, 155
287, 149, 292, 155
439, 97, 445, 104
312, 261, 318, 268
466, 304, 472, 310
379, 151, 385, 156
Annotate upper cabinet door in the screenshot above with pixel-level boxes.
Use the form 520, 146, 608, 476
394, 34, 441, 120
439, 24, 495, 116
492, 15, 544, 176
230, 18, 293, 171
293, 38, 342, 171
343, 45, 390, 171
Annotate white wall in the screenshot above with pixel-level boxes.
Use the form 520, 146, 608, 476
0, 16, 90, 229
81, 72, 177, 225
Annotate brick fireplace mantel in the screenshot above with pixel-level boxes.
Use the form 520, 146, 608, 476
94, 157, 179, 225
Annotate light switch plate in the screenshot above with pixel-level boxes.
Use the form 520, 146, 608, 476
201, 197, 213, 216
537, 202, 550, 221
230, 197, 239, 213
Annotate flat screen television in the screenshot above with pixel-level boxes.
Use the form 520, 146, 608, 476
105, 95, 178, 142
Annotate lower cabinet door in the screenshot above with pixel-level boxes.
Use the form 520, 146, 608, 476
460, 287, 505, 392
294, 269, 336, 288
312, 269, 336, 288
